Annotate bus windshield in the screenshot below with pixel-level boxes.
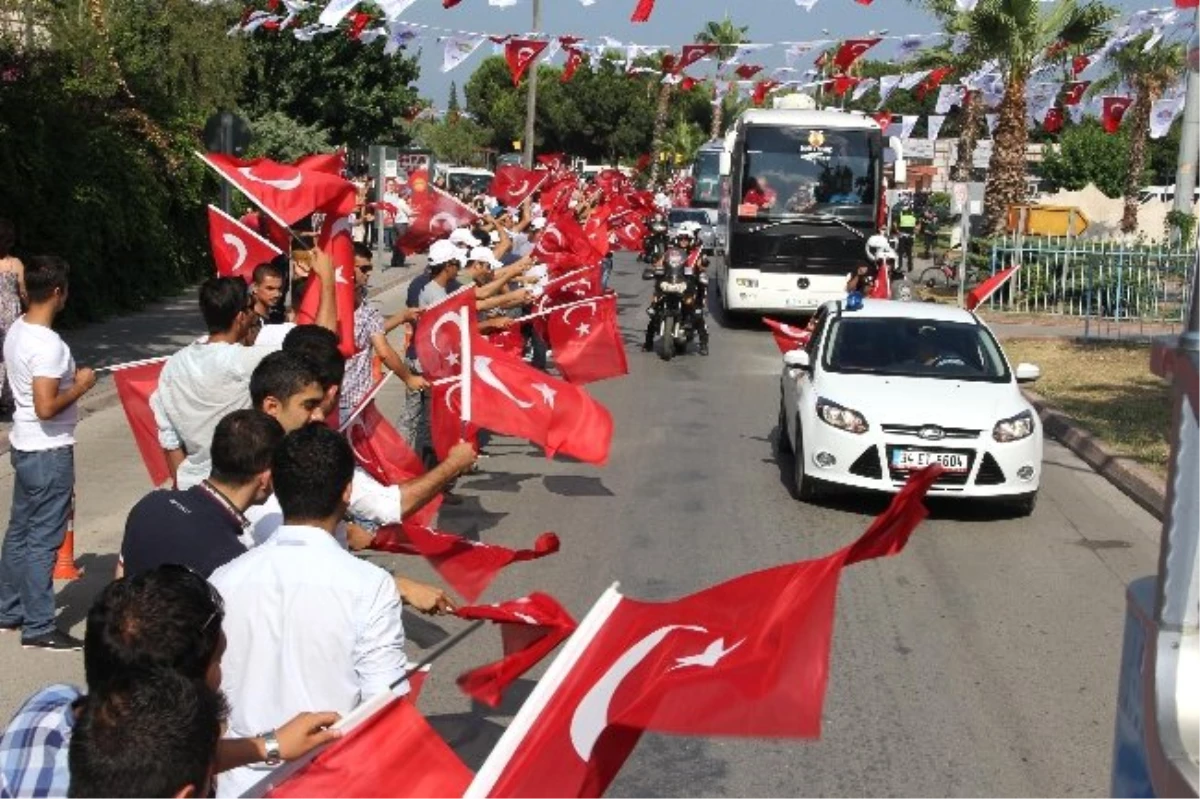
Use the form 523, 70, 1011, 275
691, 150, 722, 208
739, 126, 878, 221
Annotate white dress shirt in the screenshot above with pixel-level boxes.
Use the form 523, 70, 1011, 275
150, 340, 277, 490
210, 524, 409, 798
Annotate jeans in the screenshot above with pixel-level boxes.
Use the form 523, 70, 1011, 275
601, 255, 613, 291
0, 446, 74, 638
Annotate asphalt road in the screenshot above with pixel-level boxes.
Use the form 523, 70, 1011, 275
0, 254, 1163, 796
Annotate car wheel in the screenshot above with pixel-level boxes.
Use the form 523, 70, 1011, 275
792, 419, 821, 502
777, 397, 791, 453
1011, 491, 1038, 517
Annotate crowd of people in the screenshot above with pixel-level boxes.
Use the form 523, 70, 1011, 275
0, 167, 642, 795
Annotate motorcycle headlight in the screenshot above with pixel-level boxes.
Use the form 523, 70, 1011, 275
816, 397, 869, 434
993, 410, 1035, 442
659, 281, 669, 291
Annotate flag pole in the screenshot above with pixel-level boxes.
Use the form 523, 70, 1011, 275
206, 204, 284, 258
509, 292, 614, 325
394, 619, 486, 689
193, 151, 315, 253
96, 355, 171, 374
465, 583, 625, 799
459, 304, 473, 436
338, 373, 395, 432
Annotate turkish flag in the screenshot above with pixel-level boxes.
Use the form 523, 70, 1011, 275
536, 153, 567, 172
761, 317, 811, 353
505, 39, 549, 85
113, 359, 171, 487
869, 261, 891, 300
827, 76, 861, 97
344, 402, 441, 529
1071, 54, 1091, 76
1176, 0, 1198, 8
592, 169, 630, 200
486, 327, 525, 359
468, 337, 614, 465
1101, 96, 1133, 134
611, 215, 647, 252
399, 186, 479, 256
873, 111, 893, 133
630, 0, 655, 21
562, 47, 584, 82
293, 214, 356, 357
206, 205, 283, 283
414, 286, 480, 381
1062, 81, 1090, 106
1042, 107, 1064, 133
833, 38, 881, 71
261, 695, 473, 799
914, 66, 953, 100
539, 174, 577, 216
455, 593, 578, 707
466, 467, 943, 798
368, 523, 560, 603
429, 378, 480, 462
582, 205, 613, 258
545, 296, 629, 385
675, 43, 717, 73
197, 153, 355, 228
751, 79, 780, 106
535, 265, 602, 316
680, 76, 700, 92
966, 264, 1021, 310
490, 166, 545, 208
240, 211, 292, 253
292, 151, 345, 175
533, 213, 603, 272
734, 64, 764, 79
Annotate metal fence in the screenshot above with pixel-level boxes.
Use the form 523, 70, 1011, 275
984, 235, 1197, 326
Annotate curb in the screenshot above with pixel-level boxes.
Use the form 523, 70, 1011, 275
0, 266, 418, 459
1023, 388, 1166, 521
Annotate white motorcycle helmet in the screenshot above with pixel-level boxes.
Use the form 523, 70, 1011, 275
865, 234, 891, 263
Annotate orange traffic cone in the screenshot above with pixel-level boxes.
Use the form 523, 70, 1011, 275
53, 493, 82, 581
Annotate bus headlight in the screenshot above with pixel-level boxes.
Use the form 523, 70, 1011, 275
735, 277, 758, 288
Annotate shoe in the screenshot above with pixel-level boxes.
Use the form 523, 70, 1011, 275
642, 342, 653, 352
21, 629, 83, 652
0, 622, 20, 633
699, 343, 709, 356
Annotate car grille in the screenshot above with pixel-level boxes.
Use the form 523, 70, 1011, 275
848, 446, 883, 480
881, 423, 981, 440
886, 445, 975, 487
974, 453, 1006, 485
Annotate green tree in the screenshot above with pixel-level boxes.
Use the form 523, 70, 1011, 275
447, 81, 460, 116
1088, 32, 1186, 232
1039, 120, 1131, 197
247, 111, 332, 163
409, 115, 491, 165
965, 0, 1112, 232
239, 29, 420, 147
695, 15, 749, 138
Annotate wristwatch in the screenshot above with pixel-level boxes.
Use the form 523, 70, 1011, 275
260, 730, 282, 766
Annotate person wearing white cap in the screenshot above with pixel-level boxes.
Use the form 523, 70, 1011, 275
462, 247, 535, 327
447, 227, 480, 250
417, 240, 467, 308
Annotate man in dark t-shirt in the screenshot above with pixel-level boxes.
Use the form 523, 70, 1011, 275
119, 410, 284, 578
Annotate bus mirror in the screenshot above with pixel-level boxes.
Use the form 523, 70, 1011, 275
719, 151, 731, 177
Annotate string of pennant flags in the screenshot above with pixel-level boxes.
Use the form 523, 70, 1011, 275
233, 2, 1193, 136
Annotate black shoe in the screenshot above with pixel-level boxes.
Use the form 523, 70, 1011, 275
0, 622, 20, 634
22, 629, 83, 652
699, 343, 709, 356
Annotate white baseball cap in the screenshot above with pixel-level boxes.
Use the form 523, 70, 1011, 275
428, 239, 466, 267
530, 217, 547, 230
467, 246, 503, 270
448, 228, 478, 248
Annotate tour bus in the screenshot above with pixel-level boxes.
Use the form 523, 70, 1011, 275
689, 140, 724, 210
714, 101, 892, 317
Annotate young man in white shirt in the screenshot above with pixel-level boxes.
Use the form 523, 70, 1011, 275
210, 425, 410, 798
0, 256, 96, 651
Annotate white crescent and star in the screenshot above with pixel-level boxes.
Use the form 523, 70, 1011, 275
569, 625, 746, 761
562, 302, 596, 338
237, 166, 303, 192
473, 356, 534, 409
429, 310, 464, 358
530, 382, 556, 408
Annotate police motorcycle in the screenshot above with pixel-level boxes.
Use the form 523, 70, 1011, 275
645, 222, 708, 360
864, 233, 915, 302
640, 212, 670, 278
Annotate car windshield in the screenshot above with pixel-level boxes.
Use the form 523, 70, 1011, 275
739, 126, 879, 221
668, 210, 709, 226
822, 316, 1011, 383
691, 150, 721, 206
447, 173, 492, 195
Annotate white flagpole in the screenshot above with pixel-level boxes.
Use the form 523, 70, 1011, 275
206, 204, 284, 258
459, 305, 473, 430
509, 292, 614, 325
97, 355, 171, 374
338, 372, 394, 432
464, 583, 625, 799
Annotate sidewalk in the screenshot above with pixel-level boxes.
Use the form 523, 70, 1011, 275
0, 257, 423, 456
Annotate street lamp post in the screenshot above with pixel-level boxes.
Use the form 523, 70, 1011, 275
522, 0, 542, 169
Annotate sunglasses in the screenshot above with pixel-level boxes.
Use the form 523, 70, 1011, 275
157, 564, 225, 634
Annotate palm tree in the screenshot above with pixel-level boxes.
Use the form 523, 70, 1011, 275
1088, 32, 1185, 233
660, 119, 707, 166
695, 15, 749, 139
966, 0, 1112, 233
648, 80, 675, 185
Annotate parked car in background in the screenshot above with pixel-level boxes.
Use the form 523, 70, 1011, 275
668, 207, 717, 254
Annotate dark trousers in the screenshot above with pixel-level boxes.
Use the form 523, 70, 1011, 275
897, 234, 915, 272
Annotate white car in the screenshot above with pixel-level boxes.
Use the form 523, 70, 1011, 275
778, 299, 1044, 515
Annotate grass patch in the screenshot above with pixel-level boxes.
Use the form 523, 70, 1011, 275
1004, 339, 1172, 476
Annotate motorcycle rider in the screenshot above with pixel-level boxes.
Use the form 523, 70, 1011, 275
643, 221, 710, 356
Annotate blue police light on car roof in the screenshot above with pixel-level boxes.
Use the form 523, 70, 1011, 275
845, 292, 864, 311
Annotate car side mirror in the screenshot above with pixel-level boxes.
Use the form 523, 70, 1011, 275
1015, 362, 1041, 383
783, 349, 811, 370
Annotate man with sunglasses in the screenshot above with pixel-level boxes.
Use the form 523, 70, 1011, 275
0, 566, 340, 798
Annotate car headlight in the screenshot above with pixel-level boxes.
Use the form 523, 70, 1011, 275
735, 277, 758, 288
993, 410, 1035, 442
816, 397, 869, 434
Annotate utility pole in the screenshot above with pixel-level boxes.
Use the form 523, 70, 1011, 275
1171, 24, 1199, 231
522, 0, 542, 169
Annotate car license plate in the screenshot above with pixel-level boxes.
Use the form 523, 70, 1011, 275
784, 297, 814, 308
891, 450, 969, 472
